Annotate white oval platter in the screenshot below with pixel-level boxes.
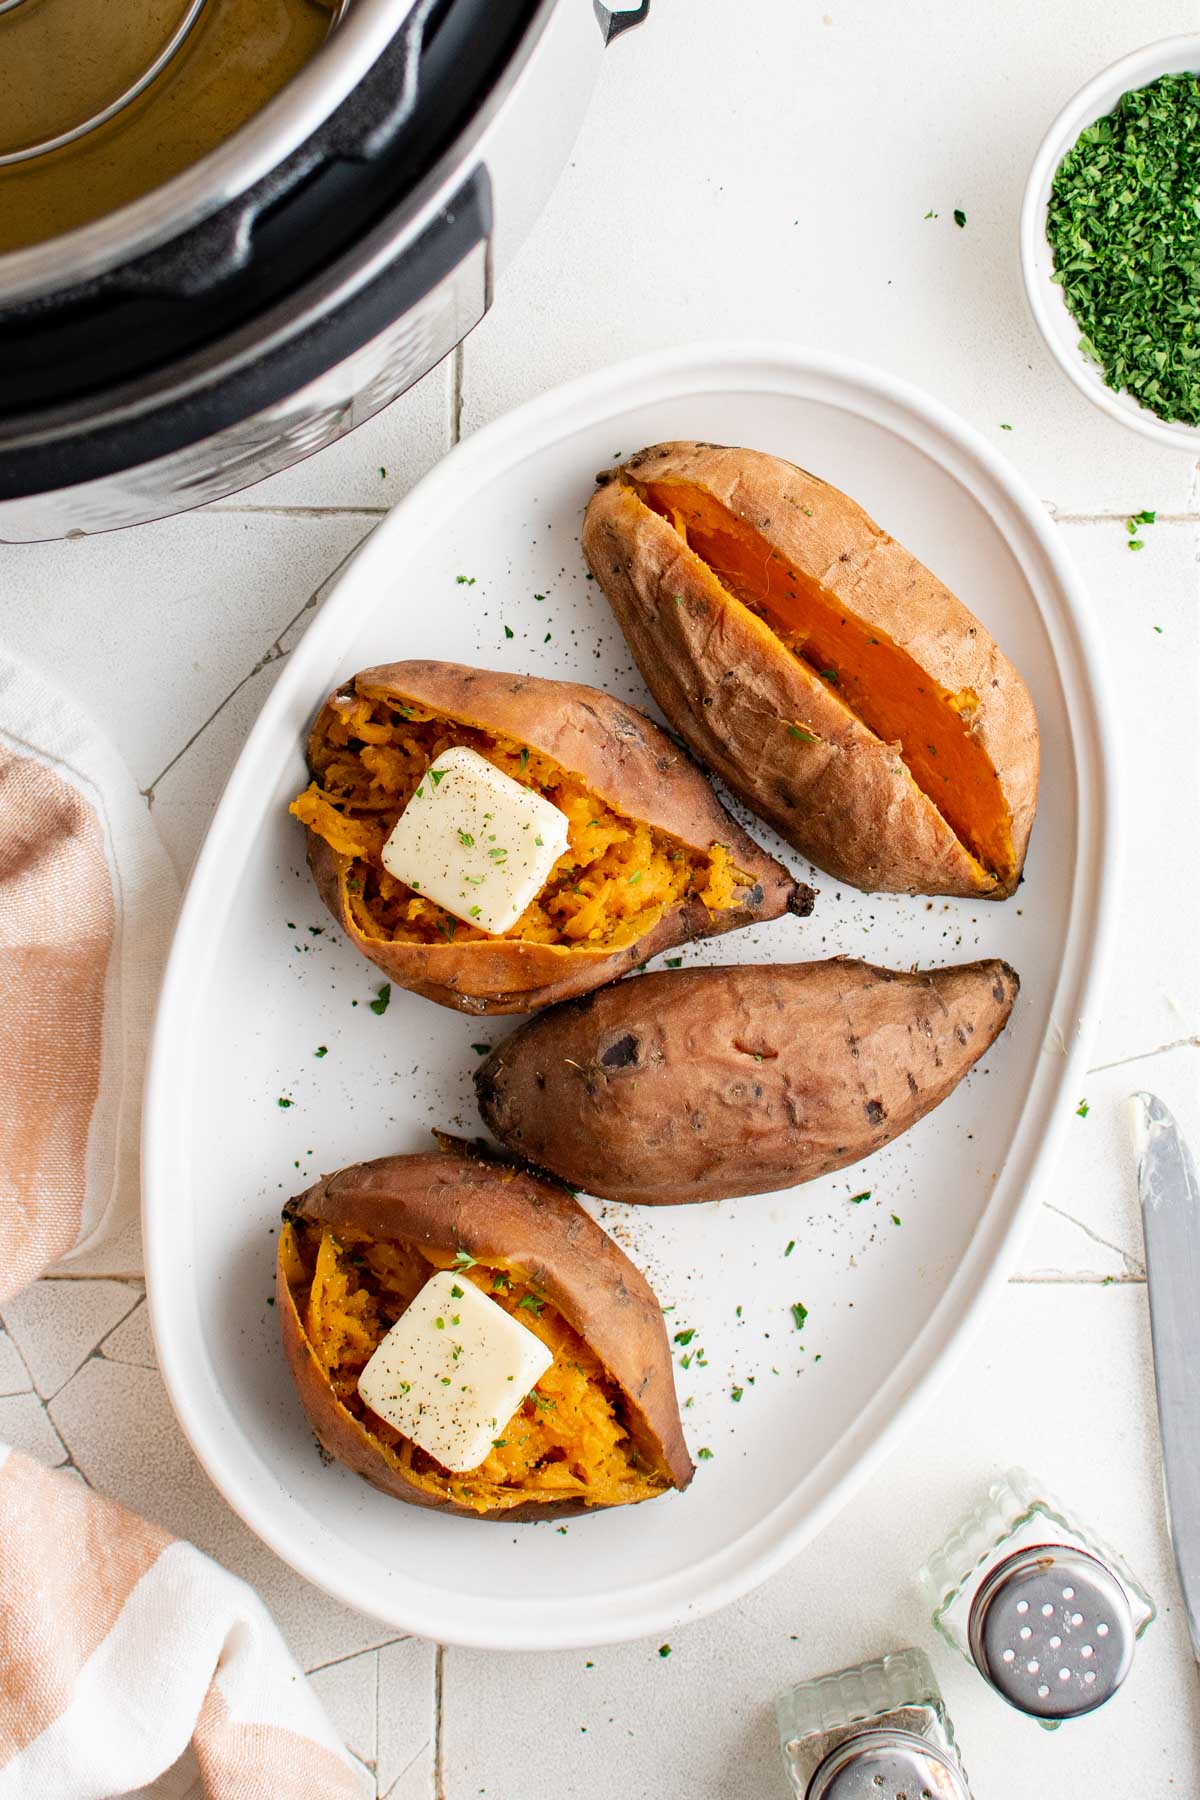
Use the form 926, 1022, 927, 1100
144, 344, 1116, 1650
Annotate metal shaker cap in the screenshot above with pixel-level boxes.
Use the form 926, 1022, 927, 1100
805, 1729, 969, 1800
967, 1543, 1135, 1720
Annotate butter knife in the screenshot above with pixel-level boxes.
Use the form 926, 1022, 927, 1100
1131, 1091, 1200, 1660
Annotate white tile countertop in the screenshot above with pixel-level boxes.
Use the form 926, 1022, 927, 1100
5, 1, 1200, 1794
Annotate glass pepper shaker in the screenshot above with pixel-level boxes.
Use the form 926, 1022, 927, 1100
920, 1467, 1155, 1728
777, 1646, 973, 1799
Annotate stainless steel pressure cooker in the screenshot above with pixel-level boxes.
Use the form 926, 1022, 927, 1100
0, 0, 647, 542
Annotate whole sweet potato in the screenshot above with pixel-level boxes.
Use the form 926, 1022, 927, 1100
277, 1136, 693, 1518
291, 659, 813, 1014
582, 442, 1039, 898
476, 958, 1019, 1204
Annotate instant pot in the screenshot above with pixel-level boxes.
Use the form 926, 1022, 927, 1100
0, 0, 647, 542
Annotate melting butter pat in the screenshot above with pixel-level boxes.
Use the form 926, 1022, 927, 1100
356, 1268, 554, 1472
380, 744, 570, 936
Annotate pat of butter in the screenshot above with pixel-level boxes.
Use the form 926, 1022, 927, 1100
380, 745, 570, 936
356, 1269, 554, 1473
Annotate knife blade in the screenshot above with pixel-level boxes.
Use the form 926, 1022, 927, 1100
1131, 1091, 1200, 1660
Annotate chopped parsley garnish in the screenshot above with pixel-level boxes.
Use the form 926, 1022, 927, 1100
456, 575, 475, 586
313, 1046, 327, 1058
658, 1644, 672, 1657
891, 1213, 902, 1226
788, 724, 819, 742
954, 207, 966, 228
429, 769, 446, 786
437, 917, 457, 943
731, 1385, 743, 1402
696, 1448, 713, 1461
434, 1317, 445, 1330
791, 1301, 809, 1331
665, 956, 683, 968
784, 1239, 795, 1257
491, 1272, 511, 1291
849, 1190, 871, 1205
517, 1294, 546, 1315
1047, 74, 1200, 424
819, 668, 839, 684
673, 1328, 696, 1346
453, 1250, 477, 1269
520, 747, 529, 771
492, 1439, 507, 1448
369, 983, 391, 1015
503, 625, 514, 640
488, 848, 508, 862
1076, 1098, 1090, 1118
277, 1097, 293, 1109
457, 829, 474, 848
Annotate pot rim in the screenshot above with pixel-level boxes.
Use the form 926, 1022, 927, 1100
0, 0, 418, 306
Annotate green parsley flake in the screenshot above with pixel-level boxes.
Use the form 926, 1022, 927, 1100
673, 1328, 696, 1346
453, 1250, 476, 1269
791, 1301, 808, 1331
659, 1644, 672, 1657
891, 1213, 902, 1226
369, 984, 391, 1015
696, 1448, 713, 1460
954, 208, 966, 228
784, 1239, 795, 1257
849, 1190, 871, 1205
1048, 74, 1200, 424
1076, 1098, 1090, 1118
731, 1385, 743, 1402
277, 1097, 293, 1109
456, 575, 476, 586
788, 724, 819, 742
517, 1294, 546, 1315
665, 956, 683, 968
313, 1046, 327, 1058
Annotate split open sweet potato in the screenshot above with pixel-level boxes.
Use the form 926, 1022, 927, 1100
291, 659, 813, 1013
277, 1136, 694, 1519
582, 442, 1040, 897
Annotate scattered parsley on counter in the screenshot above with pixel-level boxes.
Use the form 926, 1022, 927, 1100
277, 1097, 293, 1109
456, 574, 476, 586
848, 1190, 871, 1205
924, 209, 937, 220
891, 1213, 902, 1227
791, 1301, 808, 1331
1048, 74, 1200, 424
731, 1385, 744, 1402
313, 1045, 327, 1058
953, 208, 966, 228
369, 983, 391, 1015
696, 1448, 713, 1461
1126, 509, 1156, 552
1076, 1098, 1090, 1118
673, 1328, 696, 1346
1000, 422, 1013, 430
784, 1239, 795, 1257
658, 1644, 672, 1657
665, 956, 683, 968
503, 625, 514, 639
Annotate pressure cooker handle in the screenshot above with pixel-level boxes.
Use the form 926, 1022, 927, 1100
594, 1, 650, 43
113, 0, 437, 300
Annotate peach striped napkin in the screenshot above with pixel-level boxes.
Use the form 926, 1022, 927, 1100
0, 652, 370, 1798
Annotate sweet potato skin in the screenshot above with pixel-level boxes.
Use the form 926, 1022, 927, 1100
476, 959, 1020, 1205
302, 660, 814, 1014
581, 443, 1039, 899
277, 1138, 693, 1518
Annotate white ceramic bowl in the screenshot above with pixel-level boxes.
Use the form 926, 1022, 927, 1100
1021, 34, 1200, 451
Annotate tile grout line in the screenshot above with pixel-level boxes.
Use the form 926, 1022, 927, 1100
304, 1639, 407, 1677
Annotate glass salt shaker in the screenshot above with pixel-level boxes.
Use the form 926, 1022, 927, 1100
920, 1467, 1155, 1728
777, 1646, 973, 1799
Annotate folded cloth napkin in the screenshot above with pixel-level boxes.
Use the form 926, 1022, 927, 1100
0, 653, 370, 1799
0, 646, 179, 1293
0, 1447, 369, 1800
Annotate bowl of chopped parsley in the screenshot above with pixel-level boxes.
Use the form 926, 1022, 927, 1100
1021, 36, 1200, 447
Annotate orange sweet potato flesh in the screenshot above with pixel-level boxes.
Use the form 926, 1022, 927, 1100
582, 443, 1040, 898
277, 1137, 693, 1518
291, 660, 813, 1014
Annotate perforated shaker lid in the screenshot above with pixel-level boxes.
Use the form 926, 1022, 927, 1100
805, 1728, 969, 1800
967, 1543, 1135, 1720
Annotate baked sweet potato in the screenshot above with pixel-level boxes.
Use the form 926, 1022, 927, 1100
476, 958, 1019, 1204
277, 1136, 693, 1518
582, 442, 1039, 898
290, 660, 813, 1014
